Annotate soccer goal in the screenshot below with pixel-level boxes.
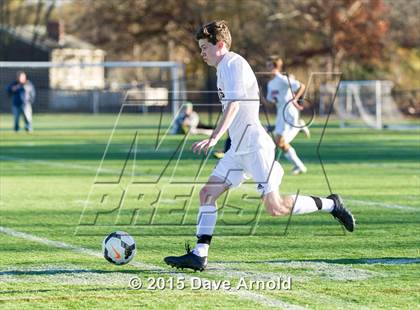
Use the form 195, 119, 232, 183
320, 80, 411, 129
0, 61, 186, 115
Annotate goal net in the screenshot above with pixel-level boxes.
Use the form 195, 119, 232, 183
0, 61, 186, 116
320, 80, 408, 129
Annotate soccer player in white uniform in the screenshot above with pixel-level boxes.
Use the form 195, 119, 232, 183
164, 21, 355, 271
266, 56, 309, 175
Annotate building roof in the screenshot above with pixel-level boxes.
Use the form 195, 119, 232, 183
0, 24, 97, 51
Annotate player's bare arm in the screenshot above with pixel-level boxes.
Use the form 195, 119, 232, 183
292, 83, 306, 111
192, 100, 240, 154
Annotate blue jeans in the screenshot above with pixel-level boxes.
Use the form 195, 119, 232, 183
12, 104, 32, 132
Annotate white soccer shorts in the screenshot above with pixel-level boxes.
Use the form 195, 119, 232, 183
211, 147, 284, 195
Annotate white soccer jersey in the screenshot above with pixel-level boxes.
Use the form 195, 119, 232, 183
266, 73, 301, 114
216, 52, 274, 154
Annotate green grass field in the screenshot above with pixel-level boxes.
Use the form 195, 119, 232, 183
0, 113, 419, 309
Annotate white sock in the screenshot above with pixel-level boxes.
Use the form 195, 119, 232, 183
193, 205, 217, 257
319, 197, 335, 212
193, 243, 209, 257
196, 205, 217, 236
292, 195, 335, 214
284, 147, 306, 170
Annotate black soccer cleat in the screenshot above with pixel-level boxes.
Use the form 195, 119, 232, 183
328, 194, 355, 232
164, 243, 207, 272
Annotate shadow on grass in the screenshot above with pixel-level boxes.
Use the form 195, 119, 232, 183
0, 287, 130, 295
213, 257, 420, 265
0, 268, 137, 276
0, 268, 175, 277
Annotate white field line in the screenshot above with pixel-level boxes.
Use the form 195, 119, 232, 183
0, 155, 109, 174
0, 226, 305, 310
348, 199, 419, 211
0, 155, 151, 177
73, 198, 180, 206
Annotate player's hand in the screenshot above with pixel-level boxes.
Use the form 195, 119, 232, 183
11, 84, 21, 92
192, 138, 218, 155
292, 99, 304, 111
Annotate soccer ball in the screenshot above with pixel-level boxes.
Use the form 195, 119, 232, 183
102, 231, 136, 265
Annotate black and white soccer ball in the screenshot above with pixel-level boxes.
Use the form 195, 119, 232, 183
102, 231, 136, 265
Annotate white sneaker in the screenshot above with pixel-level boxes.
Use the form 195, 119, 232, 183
292, 166, 307, 175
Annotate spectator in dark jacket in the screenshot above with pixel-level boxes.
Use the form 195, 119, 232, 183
7, 71, 36, 132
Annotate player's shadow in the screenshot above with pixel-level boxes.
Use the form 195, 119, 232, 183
212, 257, 420, 265
7, 125, 158, 131
0, 287, 129, 295
0, 268, 162, 276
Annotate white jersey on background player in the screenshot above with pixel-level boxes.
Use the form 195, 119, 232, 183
266, 57, 309, 175
164, 20, 355, 272
267, 73, 302, 142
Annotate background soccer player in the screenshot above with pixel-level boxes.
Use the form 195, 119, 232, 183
266, 56, 309, 175
164, 20, 355, 272
170, 102, 213, 135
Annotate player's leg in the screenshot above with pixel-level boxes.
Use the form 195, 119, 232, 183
164, 149, 244, 271
275, 133, 307, 174
248, 148, 325, 215
284, 109, 307, 174
12, 105, 20, 132
193, 175, 228, 256
164, 176, 228, 271
299, 119, 311, 138
274, 111, 307, 174
246, 147, 355, 232
194, 149, 243, 256
22, 103, 33, 132
186, 112, 200, 134
264, 190, 333, 216
263, 190, 355, 232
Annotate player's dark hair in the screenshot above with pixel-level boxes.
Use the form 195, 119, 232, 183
195, 20, 232, 49
268, 55, 283, 70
